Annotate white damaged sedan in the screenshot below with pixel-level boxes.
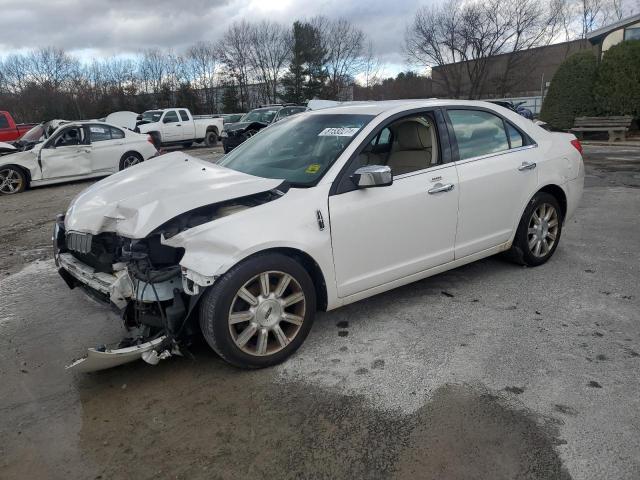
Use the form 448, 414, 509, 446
55, 100, 584, 370
0, 121, 157, 195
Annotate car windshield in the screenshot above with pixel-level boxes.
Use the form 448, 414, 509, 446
142, 110, 163, 122
220, 113, 373, 187
240, 108, 280, 124
19, 124, 45, 143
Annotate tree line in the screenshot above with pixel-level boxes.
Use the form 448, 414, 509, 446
1, 0, 635, 123
0, 17, 376, 123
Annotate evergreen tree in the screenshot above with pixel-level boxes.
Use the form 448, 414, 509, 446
281, 21, 327, 104
222, 81, 241, 113
539, 51, 598, 130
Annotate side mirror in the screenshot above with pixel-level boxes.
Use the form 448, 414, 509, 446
351, 165, 393, 188
162, 117, 171, 124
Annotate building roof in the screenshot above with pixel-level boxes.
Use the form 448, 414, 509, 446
587, 13, 640, 43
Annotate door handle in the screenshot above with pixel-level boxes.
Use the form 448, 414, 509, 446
176, 124, 182, 127
428, 183, 454, 194
518, 161, 537, 171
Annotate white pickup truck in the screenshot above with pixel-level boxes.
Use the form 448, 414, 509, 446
137, 108, 223, 148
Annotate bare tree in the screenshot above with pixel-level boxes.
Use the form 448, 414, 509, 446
406, 0, 563, 98
186, 41, 219, 112
248, 21, 291, 104
220, 21, 255, 109
362, 40, 382, 88
320, 17, 365, 100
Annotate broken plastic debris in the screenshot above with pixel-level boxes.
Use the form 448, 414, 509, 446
66, 336, 168, 373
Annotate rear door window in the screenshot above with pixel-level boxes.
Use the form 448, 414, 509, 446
448, 110, 509, 160
164, 111, 179, 123
89, 125, 112, 142
0, 114, 9, 129
178, 110, 190, 122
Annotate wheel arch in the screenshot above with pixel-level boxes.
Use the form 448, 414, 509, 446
206, 126, 219, 136
119, 150, 143, 170
232, 247, 328, 312
537, 184, 567, 220
1, 163, 31, 188
509, 183, 568, 246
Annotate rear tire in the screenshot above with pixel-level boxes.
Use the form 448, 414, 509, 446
119, 152, 143, 170
509, 192, 563, 266
0, 165, 27, 195
204, 130, 218, 147
199, 253, 316, 369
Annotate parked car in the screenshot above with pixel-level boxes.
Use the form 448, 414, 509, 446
221, 104, 307, 153
136, 108, 223, 148
221, 113, 245, 124
489, 100, 534, 120
0, 121, 157, 195
0, 111, 37, 143
55, 99, 583, 371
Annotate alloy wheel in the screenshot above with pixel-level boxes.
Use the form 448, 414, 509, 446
0, 168, 23, 194
228, 270, 306, 356
123, 155, 141, 168
527, 203, 559, 257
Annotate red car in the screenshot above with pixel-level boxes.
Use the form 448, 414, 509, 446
0, 111, 37, 143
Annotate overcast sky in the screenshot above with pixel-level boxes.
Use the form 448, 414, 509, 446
0, 0, 428, 75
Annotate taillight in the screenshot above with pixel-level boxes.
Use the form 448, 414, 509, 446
570, 139, 583, 155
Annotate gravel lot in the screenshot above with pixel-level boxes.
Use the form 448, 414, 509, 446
1, 144, 639, 479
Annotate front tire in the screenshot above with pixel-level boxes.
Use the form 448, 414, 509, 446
199, 253, 316, 369
0, 165, 27, 195
510, 192, 563, 266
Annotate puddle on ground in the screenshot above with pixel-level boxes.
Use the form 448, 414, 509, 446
2, 262, 571, 479
71, 370, 570, 479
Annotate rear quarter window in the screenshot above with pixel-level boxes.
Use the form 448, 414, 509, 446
0, 114, 9, 129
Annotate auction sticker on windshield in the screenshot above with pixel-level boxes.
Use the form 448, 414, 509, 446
305, 163, 321, 174
318, 127, 360, 137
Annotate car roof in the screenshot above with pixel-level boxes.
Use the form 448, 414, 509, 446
308, 99, 507, 116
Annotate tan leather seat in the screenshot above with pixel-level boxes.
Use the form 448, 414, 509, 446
386, 121, 432, 175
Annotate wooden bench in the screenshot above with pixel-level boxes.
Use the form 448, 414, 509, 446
570, 116, 633, 142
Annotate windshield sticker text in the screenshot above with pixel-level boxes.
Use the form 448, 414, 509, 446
318, 127, 360, 137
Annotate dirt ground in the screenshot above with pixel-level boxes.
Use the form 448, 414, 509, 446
1, 144, 639, 479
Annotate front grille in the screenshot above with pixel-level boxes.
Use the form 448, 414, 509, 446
66, 231, 93, 254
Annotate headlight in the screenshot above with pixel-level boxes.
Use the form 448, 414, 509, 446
221, 131, 228, 138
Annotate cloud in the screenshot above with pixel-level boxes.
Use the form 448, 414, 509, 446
0, 0, 426, 73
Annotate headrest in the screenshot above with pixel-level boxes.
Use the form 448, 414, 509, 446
396, 121, 431, 150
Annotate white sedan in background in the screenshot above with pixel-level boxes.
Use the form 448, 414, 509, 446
55, 99, 584, 371
0, 121, 157, 195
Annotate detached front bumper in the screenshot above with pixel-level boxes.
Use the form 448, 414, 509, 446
57, 252, 133, 309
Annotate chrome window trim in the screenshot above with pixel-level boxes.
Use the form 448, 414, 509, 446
453, 144, 538, 166
392, 161, 456, 180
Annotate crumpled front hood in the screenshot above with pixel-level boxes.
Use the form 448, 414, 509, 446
64, 151, 282, 238
225, 121, 266, 133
